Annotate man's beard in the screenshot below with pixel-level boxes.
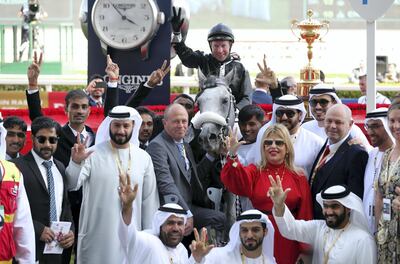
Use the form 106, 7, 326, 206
324, 210, 347, 229
240, 236, 263, 251
109, 130, 133, 145
159, 230, 183, 248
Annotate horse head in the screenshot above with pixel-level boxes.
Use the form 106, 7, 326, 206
192, 69, 236, 155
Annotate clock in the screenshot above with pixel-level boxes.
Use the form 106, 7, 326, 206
91, 0, 165, 53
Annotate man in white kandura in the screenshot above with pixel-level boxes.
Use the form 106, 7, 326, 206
301, 83, 371, 151
191, 209, 276, 264
362, 108, 393, 234
269, 177, 376, 264
247, 95, 324, 178
66, 105, 159, 264
118, 172, 198, 264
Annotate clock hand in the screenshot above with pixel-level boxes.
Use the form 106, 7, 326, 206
125, 17, 138, 25
108, 1, 125, 19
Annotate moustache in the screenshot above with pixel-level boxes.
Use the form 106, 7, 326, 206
10, 143, 22, 147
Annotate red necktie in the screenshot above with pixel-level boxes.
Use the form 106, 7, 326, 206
317, 145, 330, 170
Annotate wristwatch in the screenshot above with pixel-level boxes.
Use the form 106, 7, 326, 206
91, 0, 165, 59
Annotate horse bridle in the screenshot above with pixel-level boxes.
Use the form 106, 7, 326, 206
196, 79, 236, 143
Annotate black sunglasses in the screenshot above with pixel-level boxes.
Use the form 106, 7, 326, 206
6, 131, 26, 138
275, 109, 297, 118
310, 98, 331, 107
35, 136, 59, 144
263, 139, 285, 147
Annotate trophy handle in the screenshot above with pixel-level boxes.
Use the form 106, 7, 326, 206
290, 20, 301, 41
319, 21, 330, 41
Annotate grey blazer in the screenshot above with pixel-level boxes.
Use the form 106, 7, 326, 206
147, 131, 210, 211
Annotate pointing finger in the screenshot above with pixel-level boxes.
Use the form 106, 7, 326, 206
160, 60, 167, 71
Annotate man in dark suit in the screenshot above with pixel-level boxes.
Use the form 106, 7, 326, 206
147, 104, 225, 237
251, 72, 273, 104
309, 104, 368, 219
13, 116, 74, 264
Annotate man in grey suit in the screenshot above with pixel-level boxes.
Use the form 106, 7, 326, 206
147, 104, 225, 238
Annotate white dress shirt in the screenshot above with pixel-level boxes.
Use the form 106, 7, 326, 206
31, 150, 64, 221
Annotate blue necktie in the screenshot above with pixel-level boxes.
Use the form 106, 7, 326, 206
80, 133, 85, 143
176, 142, 189, 170
42, 160, 57, 222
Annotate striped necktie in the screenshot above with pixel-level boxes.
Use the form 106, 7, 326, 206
42, 160, 57, 222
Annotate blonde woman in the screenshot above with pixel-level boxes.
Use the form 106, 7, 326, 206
221, 124, 312, 264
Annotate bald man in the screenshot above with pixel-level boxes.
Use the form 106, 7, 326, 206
309, 104, 368, 219
146, 104, 226, 239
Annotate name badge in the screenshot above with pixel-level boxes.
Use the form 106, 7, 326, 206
383, 198, 391, 221
0, 205, 4, 230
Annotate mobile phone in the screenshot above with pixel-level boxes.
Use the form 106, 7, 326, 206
94, 81, 107, 89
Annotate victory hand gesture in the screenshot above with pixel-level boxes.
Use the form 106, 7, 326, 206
118, 172, 138, 211
71, 133, 93, 164
27, 51, 43, 89
147, 60, 170, 87
267, 175, 291, 216
105, 55, 119, 82
256, 54, 278, 89
189, 228, 214, 263
224, 128, 245, 157
171, 7, 184, 33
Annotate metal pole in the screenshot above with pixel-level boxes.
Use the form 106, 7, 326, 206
366, 20, 376, 113
13, 25, 18, 62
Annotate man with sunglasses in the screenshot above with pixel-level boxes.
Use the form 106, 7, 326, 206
362, 108, 393, 234
302, 83, 371, 150
13, 116, 74, 264
247, 95, 324, 179
3, 116, 27, 160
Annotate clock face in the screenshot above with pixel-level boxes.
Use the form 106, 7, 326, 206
92, 0, 158, 50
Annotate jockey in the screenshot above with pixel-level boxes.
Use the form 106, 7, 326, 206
171, 8, 252, 110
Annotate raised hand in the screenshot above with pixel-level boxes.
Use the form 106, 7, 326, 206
267, 175, 291, 216
224, 127, 245, 157
171, 7, 184, 33
256, 54, 278, 89
118, 172, 138, 211
147, 60, 171, 87
189, 228, 214, 263
71, 133, 93, 164
105, 54, 119, 82
27, 51, 43, 90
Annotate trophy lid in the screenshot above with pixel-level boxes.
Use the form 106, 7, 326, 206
294, 9, 329, 28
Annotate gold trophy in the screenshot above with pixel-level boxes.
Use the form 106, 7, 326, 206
291, 9, 329, 104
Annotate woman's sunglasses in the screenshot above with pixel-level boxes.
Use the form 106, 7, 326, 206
263, 139, 285, 147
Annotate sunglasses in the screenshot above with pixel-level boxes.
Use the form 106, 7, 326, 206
6, 131, 26, 138
364, 124, 383, 130
263, 139, 285, 147
35, 136, 59, 144
310, 98, 331, 107
275, 109, 297, 118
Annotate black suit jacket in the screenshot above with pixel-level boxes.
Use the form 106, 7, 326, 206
13, 152, 73, 264
309, 136, 368, 219
103, 82, 152, 117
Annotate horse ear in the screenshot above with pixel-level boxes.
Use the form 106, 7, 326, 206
224, 67, 236, 84
198, 67, 207, 88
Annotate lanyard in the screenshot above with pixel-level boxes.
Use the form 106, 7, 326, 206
323, 223, 349, 264
110, 142, 132, 177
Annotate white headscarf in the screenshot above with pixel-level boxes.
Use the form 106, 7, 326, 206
247, 95, 305, 165
316, 185, 369, 233
364, 107, 395, 144
309, 83, 342, 119
95, 106, 142, 147
225, 209, 276, 263
148, 203, 188, 236
0, 113, 6, 160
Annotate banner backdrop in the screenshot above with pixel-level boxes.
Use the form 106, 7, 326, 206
87, 0, 171, 106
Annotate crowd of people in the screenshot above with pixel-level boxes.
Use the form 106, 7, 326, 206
2, 8, 400, 264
